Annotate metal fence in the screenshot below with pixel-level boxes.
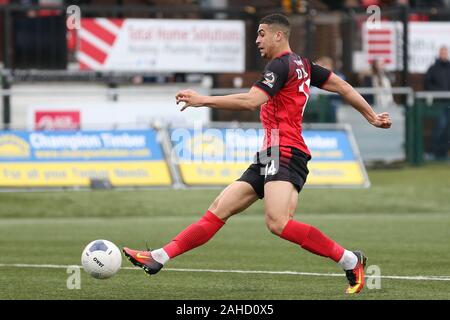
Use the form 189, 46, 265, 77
0, 84, 448, 165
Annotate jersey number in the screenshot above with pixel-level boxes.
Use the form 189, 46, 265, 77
295, 67, 310, 116
264, 160, 277, 178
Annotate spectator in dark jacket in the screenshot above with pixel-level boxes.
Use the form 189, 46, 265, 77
424, 46, 450, 159
425, 46, 450, 91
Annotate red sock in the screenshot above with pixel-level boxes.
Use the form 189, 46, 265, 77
163, 210, 225, 258
280, 220, 344, 262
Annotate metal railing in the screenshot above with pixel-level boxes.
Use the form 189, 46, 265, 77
0, 85, 448, 165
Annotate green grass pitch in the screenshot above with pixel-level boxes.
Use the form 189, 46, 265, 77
0, 163, 449, 300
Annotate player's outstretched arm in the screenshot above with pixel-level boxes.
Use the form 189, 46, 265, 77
175, 87, 268, 112
321, 73, 392, 129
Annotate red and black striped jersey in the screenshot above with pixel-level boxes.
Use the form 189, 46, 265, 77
253, 51, 332, 157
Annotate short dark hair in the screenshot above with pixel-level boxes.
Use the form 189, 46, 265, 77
259, 14, 291, 38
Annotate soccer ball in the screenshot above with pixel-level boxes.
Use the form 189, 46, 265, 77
81, 239, 122, 279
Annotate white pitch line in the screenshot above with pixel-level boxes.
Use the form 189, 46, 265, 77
1, 263, 450, 282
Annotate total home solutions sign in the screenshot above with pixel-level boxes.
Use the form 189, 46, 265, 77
77, 18, 245, 72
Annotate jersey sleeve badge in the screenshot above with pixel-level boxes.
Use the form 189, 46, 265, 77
262, 71, 278, 88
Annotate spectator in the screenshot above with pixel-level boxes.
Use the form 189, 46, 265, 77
314, 56, 345, 123
315, 56, 333, 71
362, 58, 394, 110
424, 46, 450, 160
316, 56, 346, 80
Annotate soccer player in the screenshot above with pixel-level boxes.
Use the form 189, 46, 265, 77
123, 13, 392, 294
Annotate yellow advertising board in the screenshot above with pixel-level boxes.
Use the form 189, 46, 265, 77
0, 130, 172, 187
170, 128, 369, 187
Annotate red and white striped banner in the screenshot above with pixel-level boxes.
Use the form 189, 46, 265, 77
362, 22, 402, 71
78, 18, 124, 70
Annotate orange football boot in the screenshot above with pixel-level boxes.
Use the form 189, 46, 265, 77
345, 251, 367, 294
123, 247, 163, 275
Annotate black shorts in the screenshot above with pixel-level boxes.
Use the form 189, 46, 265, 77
237, 147, 311, 199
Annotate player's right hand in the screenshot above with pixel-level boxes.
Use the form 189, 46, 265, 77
370, 112, 392, 129
175, 89, 205, 111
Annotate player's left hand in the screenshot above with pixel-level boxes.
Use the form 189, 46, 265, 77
175, 89, 205, 111
370, 112, 392, 129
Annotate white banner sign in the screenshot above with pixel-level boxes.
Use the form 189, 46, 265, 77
77, 18, 245, 73
360, 21, 450, 73
409, 22, 450, 73
26, 87, 210, 130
